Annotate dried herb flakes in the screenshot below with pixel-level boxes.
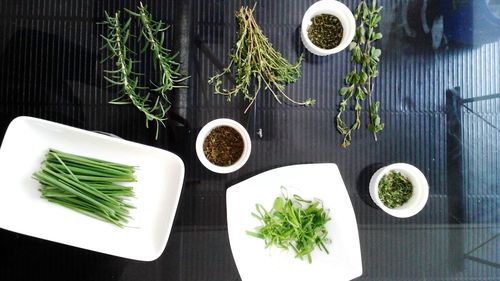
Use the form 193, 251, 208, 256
203, 126, 244, 167
307, 14, 343, 49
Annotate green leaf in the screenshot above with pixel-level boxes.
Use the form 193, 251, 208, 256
339, 87, 351, 96
370, 47, 381, 59
372, 32, 383, 40
351, 73, 360, 84
356, 26, 365, 39
355, 87, 365, 100
274, 197, 284, 211
367, 28, 373, 40
360, 71, 368, 84
362, 5, 369, 19
363, 54, 371, 64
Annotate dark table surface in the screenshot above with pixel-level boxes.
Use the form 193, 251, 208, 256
0, 0, 499, 280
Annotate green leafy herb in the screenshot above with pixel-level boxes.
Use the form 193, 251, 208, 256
307, 14, 344, 49
378, 171, 413, 208
208, 5, 315, 113
247, 188, 331, 263
33, 149, 136, 227
101, 3, 188, 139
336, 0, 384, 147
127, 2, 189, 95
101, 11, 166, 138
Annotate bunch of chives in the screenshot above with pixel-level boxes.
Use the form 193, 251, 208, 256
33, 149, 137, 227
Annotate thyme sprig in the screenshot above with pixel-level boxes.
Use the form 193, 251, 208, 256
127, 2, 189, 95
336, 0, 384, 147
208, 5, 315, 113
101, 11, 167, 138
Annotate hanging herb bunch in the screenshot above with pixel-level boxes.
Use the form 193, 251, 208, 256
336, 0, 384, 147
100, 3, 188, 139
208, 5, 315, 113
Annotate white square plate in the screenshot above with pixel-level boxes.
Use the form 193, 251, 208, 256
226, 164, 362, 281
0, 116, 185, 261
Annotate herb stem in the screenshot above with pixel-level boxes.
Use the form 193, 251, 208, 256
335, 0, 384, 147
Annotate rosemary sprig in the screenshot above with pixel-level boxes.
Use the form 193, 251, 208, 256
208, 5, 315, 113
336, 0, 384, 147
127, 2, 189, 96
101, 11, 167, 138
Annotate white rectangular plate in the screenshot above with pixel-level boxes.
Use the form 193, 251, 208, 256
0, 116, 185, 261
226, 164, 362, 281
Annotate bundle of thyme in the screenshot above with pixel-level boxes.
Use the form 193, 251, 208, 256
100, 3, 188, 138
336, 0, 384, 147
208, 5, 315, 113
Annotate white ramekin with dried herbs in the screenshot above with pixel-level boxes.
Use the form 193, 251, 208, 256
301, 0, 356, 56
196, 119, 251, 174
369, 163, 429, 218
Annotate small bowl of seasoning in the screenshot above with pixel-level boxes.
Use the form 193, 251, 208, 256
369, 163, 429, 218
196, 118, 251, 174
301, 0, 356, 56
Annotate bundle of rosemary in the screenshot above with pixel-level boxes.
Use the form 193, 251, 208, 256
100, 3, 188, 138
209, 5, 315, 113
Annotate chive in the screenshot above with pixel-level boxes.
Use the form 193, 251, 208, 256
48, 149, 136, 169
33, 149, 137, 227
44, 162, 131, 178
247, 188, 331, 263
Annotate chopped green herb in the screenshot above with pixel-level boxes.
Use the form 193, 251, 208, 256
307, 14, 343, 49
378, 171, 413, 208
247, 188, 331, 263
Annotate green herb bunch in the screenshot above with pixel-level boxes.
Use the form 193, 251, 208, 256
336, 0, 384, 147
247, 189, 331, 263
100, 3, 188, 138
33, 149, 136, 227
209, 5, 315, 113
378, 171, 413, 208
127, 3, 189, 95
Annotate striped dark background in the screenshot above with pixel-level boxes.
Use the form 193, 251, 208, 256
0, 0, 498, 280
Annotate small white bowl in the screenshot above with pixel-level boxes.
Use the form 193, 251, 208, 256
301, 0, 356, 56
369, 163, 429, 218
195, 118, 251, 174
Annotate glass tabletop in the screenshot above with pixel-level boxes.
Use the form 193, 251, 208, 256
0, 0, 499, 280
